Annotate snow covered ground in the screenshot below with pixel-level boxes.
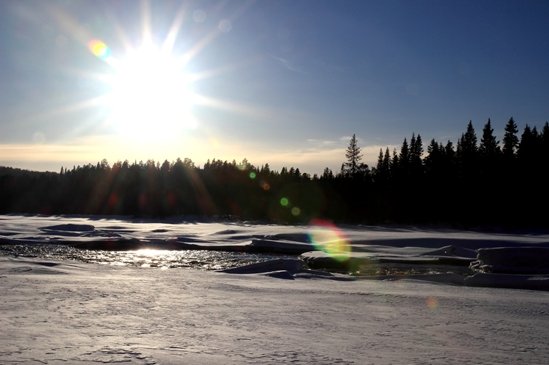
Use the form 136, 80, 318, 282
1, 215, 549, 364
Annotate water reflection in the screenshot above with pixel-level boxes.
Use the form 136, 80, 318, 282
0, 244, 290, 271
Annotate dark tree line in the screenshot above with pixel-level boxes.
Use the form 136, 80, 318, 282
1, 118, 548, 228
368, 118, 549, 227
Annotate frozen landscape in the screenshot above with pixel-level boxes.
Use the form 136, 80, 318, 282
1, 215, 549, 364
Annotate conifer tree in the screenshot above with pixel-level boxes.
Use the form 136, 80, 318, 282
382, 147, 391, 176
390, 148, 399, 175
399, 138, 409, 164
425, 138, 440, 175
321, 167, 334, 180
502, 117, 519, 159
343, 134, 364, 177
376, 148, 384, 171
459, 121, 478, 155
457, 121, 478, 179
375, 147, 391, 183
518, 125, 534, 161
479, 119, 500, 157
410, 133, 424, 177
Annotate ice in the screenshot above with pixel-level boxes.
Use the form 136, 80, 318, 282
219, 258, 354, 280
1, 215, 549, 363
465, 272, 549, 291
471, 247, 549, 274
1, 257, 549, 364
2, 215, 549, 290
220, 258, 304, 274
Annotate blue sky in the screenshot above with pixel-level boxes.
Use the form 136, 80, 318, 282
1, 0, 549, 174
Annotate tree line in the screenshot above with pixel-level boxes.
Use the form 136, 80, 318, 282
1, 117, 548, 228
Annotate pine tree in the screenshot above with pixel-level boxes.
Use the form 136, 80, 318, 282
518, 124, 534, 161
459, 121, 478, 155
542, 122, 549, 148
399, 138, 409, 164
542, 122, 549, 161
375, 147, 391, 183
502, 117, 519, 159
343, 134, 363, 177
395, 138, 410, 180
321, 167, 334, 180
425, 138, 440, 175
479, 119, 500, 157
390, 148, 399, 175
454, 121, 480, 186
376, 148, 384, 170
410, 133, 424, 177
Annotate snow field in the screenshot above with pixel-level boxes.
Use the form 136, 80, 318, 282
1, 258, 549, 364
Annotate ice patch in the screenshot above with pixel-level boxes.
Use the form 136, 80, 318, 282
471, 247, 549, 274
219, 258, 354, 280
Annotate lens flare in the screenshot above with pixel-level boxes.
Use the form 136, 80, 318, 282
308, 219, 351, 262
426, 296, 439, 310
88, 39, 112, 62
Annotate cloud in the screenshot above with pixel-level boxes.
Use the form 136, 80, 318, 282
204, 136, 397, 175
271, 55, 307, 74
0, 133, 398, 176
0, 143, 101, 163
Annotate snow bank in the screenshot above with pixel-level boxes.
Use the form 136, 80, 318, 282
2, 257, 549, 364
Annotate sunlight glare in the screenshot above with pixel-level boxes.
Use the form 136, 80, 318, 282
105, 42, 197, 141
308, 219, 351, 262
88, 39, 112, 63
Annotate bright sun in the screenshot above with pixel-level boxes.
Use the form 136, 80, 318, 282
91, 40, 197, 141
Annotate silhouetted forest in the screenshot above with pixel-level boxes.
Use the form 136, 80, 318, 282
1, 118, 548, 228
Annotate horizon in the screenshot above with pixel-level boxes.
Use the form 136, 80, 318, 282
1, 0, 549, 175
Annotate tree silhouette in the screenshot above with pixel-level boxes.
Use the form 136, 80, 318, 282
374, 147, 391, 184
409, 133, 424, 179
342, 134, 366, 177
456, 120, 479, 181
502, 117, 519, 160
479, 119, 500, 157
1, 118, 549, 227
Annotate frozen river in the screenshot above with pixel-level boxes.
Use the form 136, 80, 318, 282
1, 215, 549, 364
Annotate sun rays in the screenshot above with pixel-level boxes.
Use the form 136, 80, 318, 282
37, 0, 263, 153
101, 41, 198, 139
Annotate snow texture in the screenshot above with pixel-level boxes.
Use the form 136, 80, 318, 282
1, 215, 549, 364
2, 257, 549, 364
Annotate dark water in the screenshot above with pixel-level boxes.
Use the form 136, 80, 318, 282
0, 244, 292, 270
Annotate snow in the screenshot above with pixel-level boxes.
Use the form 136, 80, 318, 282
2, 257, 549, 364
1, 215, 549, 363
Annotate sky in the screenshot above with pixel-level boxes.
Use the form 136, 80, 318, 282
1, 0, 549, 175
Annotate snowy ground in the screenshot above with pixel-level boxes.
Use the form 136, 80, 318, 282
1, 215, 549, 364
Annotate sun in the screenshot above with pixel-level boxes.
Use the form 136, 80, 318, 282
107, 43, 198, 139
91, 40, 197, 141
79, 4, 260, 155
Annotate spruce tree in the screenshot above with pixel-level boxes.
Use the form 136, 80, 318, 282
457, 121, 478, 178
460, 121, 478, 155
375, 147, 391, 183
382, 147, 391, 176
479, 119, 500, 157
410, 133, 424, 177
502, 117, 519, 159
343, 134, 363, 177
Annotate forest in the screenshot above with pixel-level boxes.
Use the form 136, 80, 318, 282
1, 118, 548, 228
